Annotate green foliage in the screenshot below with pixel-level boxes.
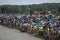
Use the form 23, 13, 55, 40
0, 5, 22, 14
0, 3, 60, 14
25, 6, 30, 14
51, 9, 58, 14
0, 6, 2, 14
30, 10, 34, 15
58, 8, 60, 12
43, 5, 48, 14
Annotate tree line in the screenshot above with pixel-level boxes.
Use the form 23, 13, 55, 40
0, 3, 60, 14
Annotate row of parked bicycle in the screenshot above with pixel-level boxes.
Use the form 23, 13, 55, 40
0, 13, 60, 40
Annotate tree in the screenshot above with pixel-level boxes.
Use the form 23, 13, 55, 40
30, 10, 34, 15
25, 6, 30, 14
0, 3, 60, 14
0, 7, 2, 14
43, 5, 48, 14
51, 9, 58, 14
58, 8, 60, 12
18, 7, 22, 14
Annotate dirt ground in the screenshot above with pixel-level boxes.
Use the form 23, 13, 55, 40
0, 25, 42, 40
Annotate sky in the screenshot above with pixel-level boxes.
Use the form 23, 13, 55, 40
0, 0, 60, 5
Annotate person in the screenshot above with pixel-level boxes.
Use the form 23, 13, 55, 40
47, 11, 52, 22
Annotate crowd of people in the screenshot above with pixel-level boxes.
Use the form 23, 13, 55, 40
0, 11, 60, 40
